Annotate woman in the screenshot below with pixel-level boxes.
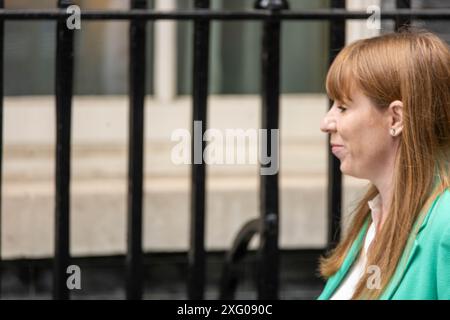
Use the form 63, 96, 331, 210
318, 30, 450, 300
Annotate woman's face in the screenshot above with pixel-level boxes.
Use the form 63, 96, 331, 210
320, 89, 398, 180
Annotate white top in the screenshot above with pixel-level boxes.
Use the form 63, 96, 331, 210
330, 193, 382, 300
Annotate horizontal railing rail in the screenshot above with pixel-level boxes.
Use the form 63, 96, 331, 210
0, 9, 449, 20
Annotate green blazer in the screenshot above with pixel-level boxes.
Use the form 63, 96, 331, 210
317, 187, 450, 300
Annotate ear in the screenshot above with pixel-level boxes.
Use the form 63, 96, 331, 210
388, 100, 403, 134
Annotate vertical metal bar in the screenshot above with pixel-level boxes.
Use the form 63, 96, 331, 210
188, 0, 210, 300
54, 0, 74, 300
395, 0, 411, 31
126, 0, 147, 300
255, 0, 288, 300
326, 0, 345, 252
0, 0, 4, 300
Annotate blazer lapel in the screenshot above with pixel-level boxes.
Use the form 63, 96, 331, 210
318, 218, 370, 300
380, 187, 444, 300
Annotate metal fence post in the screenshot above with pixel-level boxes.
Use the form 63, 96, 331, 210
126, 0, 147, 300
254, 0, 288, 300
54, 0, 75, 300
188, 0, 210, 300
396, 0, 411, 30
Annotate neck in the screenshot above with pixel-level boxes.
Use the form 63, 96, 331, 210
371, 157, 397, 232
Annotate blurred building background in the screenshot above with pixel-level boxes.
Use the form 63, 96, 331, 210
1, 0, 449, 299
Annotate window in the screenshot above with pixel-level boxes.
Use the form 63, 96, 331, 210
4, 0, 155, 96
177, 0, 330, 95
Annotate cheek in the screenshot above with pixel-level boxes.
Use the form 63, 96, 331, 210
353, 129, 390, 161
341, 122, 386, 158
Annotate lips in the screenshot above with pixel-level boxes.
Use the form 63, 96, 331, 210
331, 144, 344, 157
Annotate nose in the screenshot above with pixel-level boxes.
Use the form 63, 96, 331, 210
320, 109, 337, 133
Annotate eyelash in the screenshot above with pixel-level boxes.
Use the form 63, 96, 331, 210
337, 105, 347, 112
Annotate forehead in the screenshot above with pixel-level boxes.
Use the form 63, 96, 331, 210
343, 89, 378, 110
348, 89, 370, 105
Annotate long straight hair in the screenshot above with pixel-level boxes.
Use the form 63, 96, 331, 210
319, 30, 450, 299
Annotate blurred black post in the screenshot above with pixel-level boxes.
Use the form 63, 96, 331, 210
395, 0, 411, 31
326, 0, 345, 252
255, 0, 288, 300
0, 0, 4, 299
188, 0, 210, 300
54, 0, 75, 300
126, 0, 147, 300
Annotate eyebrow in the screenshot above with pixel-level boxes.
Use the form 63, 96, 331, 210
332, 100, 348, 106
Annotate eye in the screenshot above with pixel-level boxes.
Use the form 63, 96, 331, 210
337, 105, 347, 112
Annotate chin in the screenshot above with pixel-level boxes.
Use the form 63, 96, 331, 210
340, 164, 365, 180
340, 162, 354, 177
339, 162, 348, 174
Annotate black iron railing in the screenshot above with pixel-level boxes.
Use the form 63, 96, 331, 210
0, 0, 449, 300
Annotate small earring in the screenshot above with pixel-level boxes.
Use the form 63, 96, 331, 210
390, 128, 396, 136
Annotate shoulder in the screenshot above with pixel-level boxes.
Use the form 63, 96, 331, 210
428, 188, 450, 227
421, 188, 450, 245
